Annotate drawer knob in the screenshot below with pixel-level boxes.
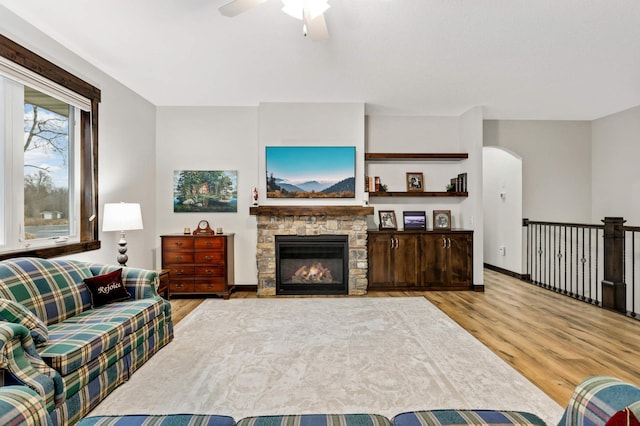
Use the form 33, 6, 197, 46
205, 256, 213, 261
175, 242, 183, 247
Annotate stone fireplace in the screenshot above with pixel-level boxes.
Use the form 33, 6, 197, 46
250, 206, 374, 296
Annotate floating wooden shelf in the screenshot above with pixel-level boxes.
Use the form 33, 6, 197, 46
249, 206, 375, 216
365, 153, 468, 161
368, 191, 468, 197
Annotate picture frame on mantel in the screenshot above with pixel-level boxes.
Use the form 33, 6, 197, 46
379, 210, 397, 230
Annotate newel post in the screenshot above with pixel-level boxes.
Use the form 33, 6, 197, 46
602, 217, 626, 313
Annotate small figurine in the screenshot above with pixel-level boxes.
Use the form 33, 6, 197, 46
252, 187, 259, 206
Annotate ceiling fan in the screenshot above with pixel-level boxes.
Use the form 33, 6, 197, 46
219, 0, 330, 41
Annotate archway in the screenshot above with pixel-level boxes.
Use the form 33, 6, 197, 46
482, 147, 523, 274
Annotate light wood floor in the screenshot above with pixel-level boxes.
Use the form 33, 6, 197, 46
168, 269, 640, 408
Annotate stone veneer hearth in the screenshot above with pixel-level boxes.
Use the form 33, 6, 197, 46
250, 206, 374, 296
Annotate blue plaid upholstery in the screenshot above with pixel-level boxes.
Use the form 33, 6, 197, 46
0, 297, 49, 345
237, 414, 392, 426
557, 376, 640, 426
0, 258, 93, 325
393, 410, 546, 426
0, 258, 174, 426
0, 385, 53, 426
78, 414, 236, 425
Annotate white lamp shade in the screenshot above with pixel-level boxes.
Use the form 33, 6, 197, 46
102, 203, 144, 232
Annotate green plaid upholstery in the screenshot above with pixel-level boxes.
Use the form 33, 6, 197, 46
77, 414, 236, 425
0, 385, 53, 426
237, 414, 392, 426
0, 322, 63, 411
0, 258, 174, 426
557, 376, 640, 426
0, 258, 93, 325
392, 410, 546, 426
39, 298, 163, 375
0, 298, 49, 345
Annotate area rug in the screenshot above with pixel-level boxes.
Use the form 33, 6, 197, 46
88, 297, 564, 424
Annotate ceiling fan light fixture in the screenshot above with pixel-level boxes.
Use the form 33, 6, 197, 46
282, 0, 329, 20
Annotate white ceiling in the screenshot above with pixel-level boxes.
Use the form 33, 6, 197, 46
2, 0, 639, 119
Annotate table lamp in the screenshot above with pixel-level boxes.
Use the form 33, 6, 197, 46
102, 202, 144, 266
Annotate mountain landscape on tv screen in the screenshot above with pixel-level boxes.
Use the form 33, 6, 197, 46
265, 146, 356, 199
268, 176, 355, 198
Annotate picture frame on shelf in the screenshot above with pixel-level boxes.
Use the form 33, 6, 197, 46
433, 210, 451, 230
406, 172, 424, 192
379, 210, 398, 230
403, 211, 426, 230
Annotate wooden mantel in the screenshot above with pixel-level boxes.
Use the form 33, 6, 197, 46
249, 205, 374, 217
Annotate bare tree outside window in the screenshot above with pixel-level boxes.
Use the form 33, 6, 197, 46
23, 88, 72, 240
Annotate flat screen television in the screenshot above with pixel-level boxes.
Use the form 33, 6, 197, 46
266, 146, 356, 198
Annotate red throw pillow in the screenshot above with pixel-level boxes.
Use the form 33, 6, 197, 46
606, 408, 640, 426
84, 269, 131, 307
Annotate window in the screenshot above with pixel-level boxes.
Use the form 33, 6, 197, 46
0, 35, 100, 259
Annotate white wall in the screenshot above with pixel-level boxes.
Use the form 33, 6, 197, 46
257, 102, 366, 206
483, 120, 592, 223
1, 6, 159, 269
591, 105, 640, 225
366, 115, 462, 229
155, 107, 259, 284
483, 147, 523, 273
459, 107, 484, 285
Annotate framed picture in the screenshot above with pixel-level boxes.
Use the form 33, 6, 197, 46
173, 170, 238, 213
403, 211, 426, 230
433, 210, 451, 230
379, 210, 397, 230
406, 172, 424, 192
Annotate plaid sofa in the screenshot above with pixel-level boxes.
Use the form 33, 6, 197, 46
0, 257, 174, 426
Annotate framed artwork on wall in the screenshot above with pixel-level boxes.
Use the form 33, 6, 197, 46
173, 170, 238, 213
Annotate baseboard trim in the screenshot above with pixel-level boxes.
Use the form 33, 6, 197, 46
235, 285, 258, 292
483, 263, 524, 280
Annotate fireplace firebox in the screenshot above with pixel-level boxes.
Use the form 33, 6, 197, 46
275, 235, 349, 295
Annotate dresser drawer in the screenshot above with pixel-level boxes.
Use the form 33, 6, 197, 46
163, 252, 195, 264
170, 281, 195, 293
166, 265, 195, 278
194, 252, 225, 264
195, 265, 224, 277
195, 237, 224, 250
195, 282, 225, 293
163, 237, 194, 250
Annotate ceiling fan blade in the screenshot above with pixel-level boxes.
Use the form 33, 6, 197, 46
303, 9, 329, 41
219, 0, 269, 17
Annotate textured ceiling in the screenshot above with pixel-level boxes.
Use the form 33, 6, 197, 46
1, 0, 639, 119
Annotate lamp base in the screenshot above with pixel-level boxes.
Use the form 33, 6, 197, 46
117, 231, 128, 267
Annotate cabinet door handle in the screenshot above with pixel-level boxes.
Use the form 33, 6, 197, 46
447, 238, 451, 248
442, 237, 447, 248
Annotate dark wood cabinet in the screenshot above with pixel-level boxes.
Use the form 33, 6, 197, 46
420, 232, 473, 289
161, 234, 235, 299
368, 232, 420, 287
368, 230, 473, 290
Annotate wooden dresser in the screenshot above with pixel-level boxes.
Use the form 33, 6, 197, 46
160, 234, 235, 299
